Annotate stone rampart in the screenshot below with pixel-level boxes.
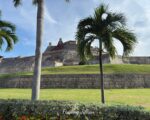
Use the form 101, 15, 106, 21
126, 56, 150, 64
0, 39, 150, 74
0, 56, 35, 74
0, 74, 150, 88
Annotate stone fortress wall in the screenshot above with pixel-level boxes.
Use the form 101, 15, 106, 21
0, 56, 35, 74
0, 38, 149, 74
0, 74, 150, 88
111, 55, 150, 64
125, 56, 150, 64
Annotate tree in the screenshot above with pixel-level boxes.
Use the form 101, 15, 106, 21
13, 0, 69, 100
13, 0, 44, 100
0, 10, 18, 52
76, 4, 137, 104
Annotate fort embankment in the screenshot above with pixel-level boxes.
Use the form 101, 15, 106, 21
0, 74, 150, 88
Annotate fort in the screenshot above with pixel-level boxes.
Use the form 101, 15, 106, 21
0, 38, 150, 74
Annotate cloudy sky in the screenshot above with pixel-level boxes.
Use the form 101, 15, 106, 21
0, 0, 150, 58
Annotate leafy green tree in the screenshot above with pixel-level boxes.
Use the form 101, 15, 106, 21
0, 10, 18, 51
76, 4, 137, 103
13, 0, 69, 100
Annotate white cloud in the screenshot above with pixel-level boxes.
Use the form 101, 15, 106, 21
0, 0, 150, 57
44, 5, 57, 24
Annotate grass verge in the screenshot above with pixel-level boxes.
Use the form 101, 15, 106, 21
0, 64, 150, 78
0, 88, 150, 110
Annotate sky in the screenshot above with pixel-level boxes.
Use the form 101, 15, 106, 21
0, 0, 150, 58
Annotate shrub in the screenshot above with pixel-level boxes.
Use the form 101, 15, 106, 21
78, 61, 86, 65
0, 99, 149, 120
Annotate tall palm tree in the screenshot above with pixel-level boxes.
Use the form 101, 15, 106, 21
13, 0, 69, 100
76, 4, 137, 104
13, 0, 44, 101
0, 10, 18, 51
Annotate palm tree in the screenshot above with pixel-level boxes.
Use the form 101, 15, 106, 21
0, 10, 18, 51
13, 0, 69, 100
13, 0, 44, 101
76, 4, 137, 104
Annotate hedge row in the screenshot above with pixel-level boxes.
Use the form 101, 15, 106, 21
0, 100, 150, 120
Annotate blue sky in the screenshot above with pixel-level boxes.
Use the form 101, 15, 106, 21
0, 0, 150, 58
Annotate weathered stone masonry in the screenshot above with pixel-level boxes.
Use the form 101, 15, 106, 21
0, 38, 150, 74
0, 74, 150, 88
0, 39, 108, 74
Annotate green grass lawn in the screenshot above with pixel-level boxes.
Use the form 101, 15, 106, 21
0, 88, 150, 110
0, 64, 150, 78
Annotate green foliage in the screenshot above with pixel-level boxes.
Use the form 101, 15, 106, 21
79, 61, 86, 65
13, 0, 22, 7
0, 10, 18, 51
0, 100, 149, 120
76, 4, 137, 61
13, 0, 38, 7
76, 3, 137, 104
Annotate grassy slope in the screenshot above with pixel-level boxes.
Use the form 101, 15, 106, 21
0, 64, 150, 78
0, 88, 150, 110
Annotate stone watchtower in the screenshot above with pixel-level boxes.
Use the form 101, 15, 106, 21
42, 38, 79, 66
58, 38, 63, 45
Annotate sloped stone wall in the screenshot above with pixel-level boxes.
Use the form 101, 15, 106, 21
0, 74, 150, 88
126, 57, 150, 64
111, 56, 150, 64
0, 56, 35, 74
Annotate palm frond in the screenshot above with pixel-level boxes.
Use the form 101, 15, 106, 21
102, 33, 117, 58
76, 3, 137, 62
113, 27, 137, 56
13, 0, 22, 7
76, 28, 94, 60
0, 36, 4, 50
0, 20, 16, 32
7, 31, 18, 44
84, 35, 97, 58
76, 27, 93, 43
0, 10, 18, 51
0, 29, 18, 51
77, 17, 94, 29
77, 38, 87, 61
85, 41, 93, 59
76, 17, 94, 45
76, 32, 96, 61
94, 4, 108, 22
32, 0, 38, 5
0, 30, 13, 51
107, 13, 126, 26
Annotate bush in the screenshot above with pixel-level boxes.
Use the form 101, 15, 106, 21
0, 99, 150, 120
78, 61, 86, 65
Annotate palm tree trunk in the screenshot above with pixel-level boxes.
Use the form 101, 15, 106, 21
32, 0, 44, 100
99, 40, 105, 104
